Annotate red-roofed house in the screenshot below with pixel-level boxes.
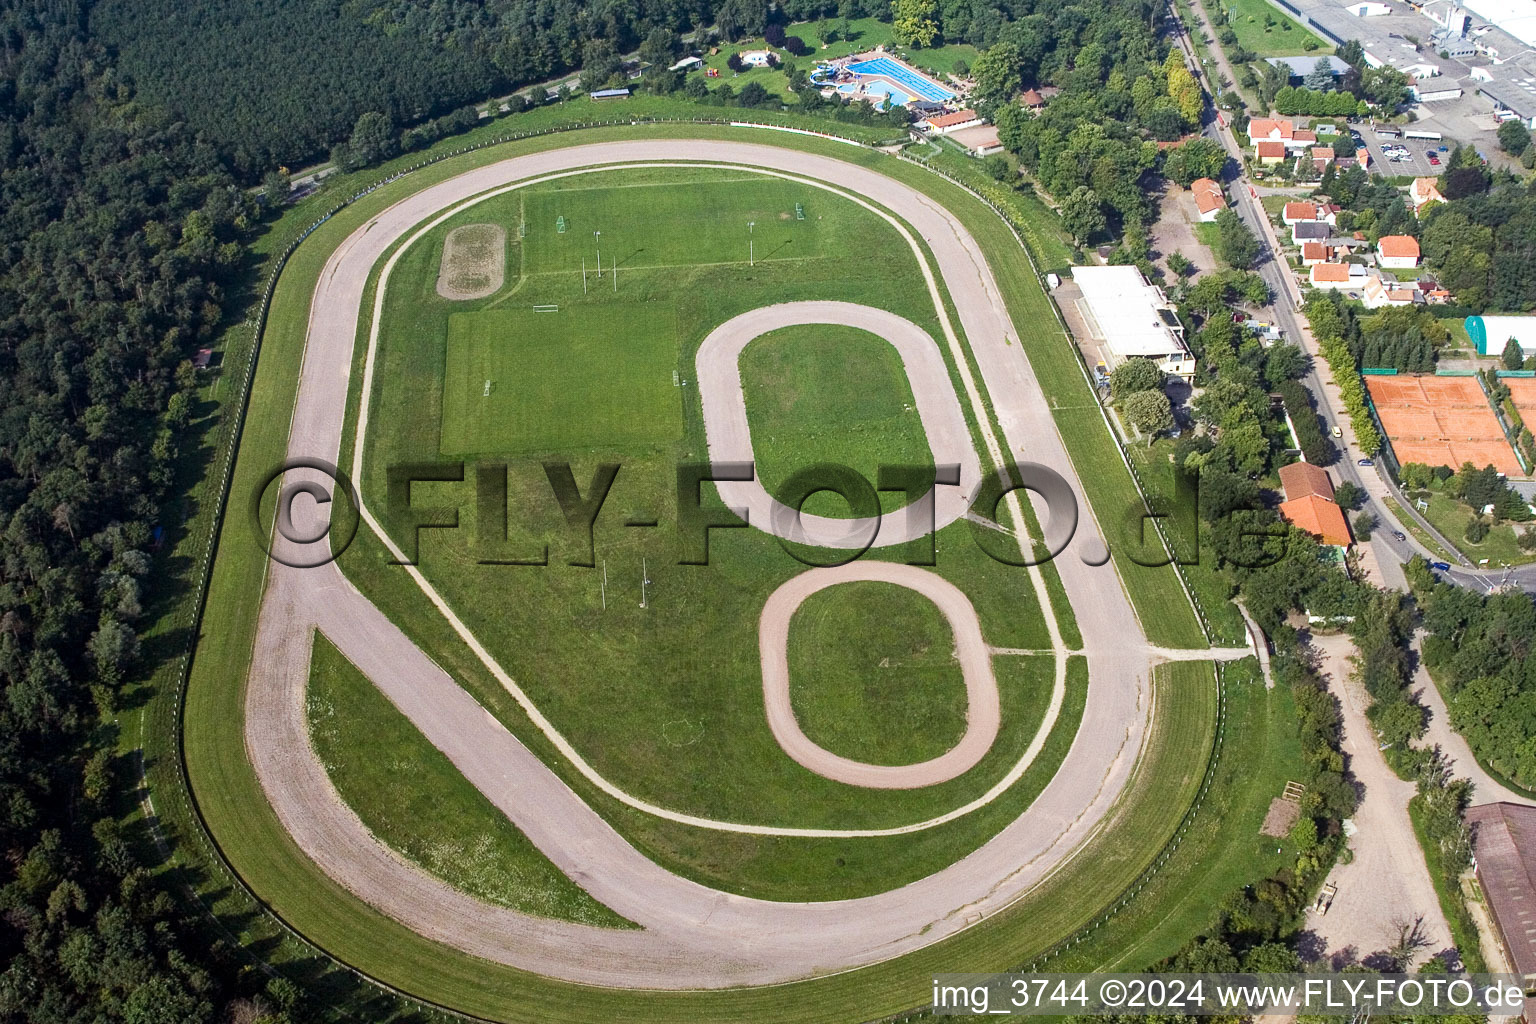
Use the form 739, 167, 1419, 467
1247, 118, 1295, 145
1282, 201, 1338, 226
1280, 494, 1353, 546
1278, 463, 1350, 546
1300, 241, 1334, 266
1190, 177, 1225, 221
1410, 176, 1445, 212
1377, 234, 1421, 269
1256, 140, 1286, 165
1311, 146, 1335, 175
1279, 461, 1334, 500
923, 109, 982, 133
1310, 262, 1360, 289
1363, 275, 1420, 308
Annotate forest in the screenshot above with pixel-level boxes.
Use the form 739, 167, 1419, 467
0, 0, 298, 1019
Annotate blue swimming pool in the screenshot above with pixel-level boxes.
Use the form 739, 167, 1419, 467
836, 80, 913, 106
845, 57, 955, 102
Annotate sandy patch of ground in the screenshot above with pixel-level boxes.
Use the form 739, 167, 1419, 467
436, 223, 506, 300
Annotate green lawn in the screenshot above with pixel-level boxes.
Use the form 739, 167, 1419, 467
1415, 489, 1536, 566
788, 580, 968, 765
741, 324, 934, 517
1384, 494, 1458, 562
169, 123, 1229, 1024
1219, 0, 1331, 57
441, 305, 683, 456
307, 633, 633, 927
522, 176, 836, 270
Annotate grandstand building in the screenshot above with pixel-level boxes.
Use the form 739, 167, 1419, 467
1071, 266, 1196, 378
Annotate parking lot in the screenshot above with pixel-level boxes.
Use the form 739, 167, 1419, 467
1357, 126, 1446, 178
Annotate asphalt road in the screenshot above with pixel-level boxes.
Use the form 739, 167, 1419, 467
242, 138, 1183, 988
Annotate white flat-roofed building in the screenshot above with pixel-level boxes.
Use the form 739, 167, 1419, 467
1071, 266, 1196, 378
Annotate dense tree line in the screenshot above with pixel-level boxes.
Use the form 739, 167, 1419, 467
1410, 557, 1536, 791
977, 3, 1191, 236
0, 0, 305, 1019
1417, 157, 1536, 312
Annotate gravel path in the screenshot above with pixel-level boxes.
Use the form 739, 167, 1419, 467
242, 138, 1175, 988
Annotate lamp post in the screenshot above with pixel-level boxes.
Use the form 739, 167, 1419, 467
748, 221, 755, 267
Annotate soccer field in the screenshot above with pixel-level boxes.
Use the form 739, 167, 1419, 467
520, 176, 838, 275
440, 304, 683, 456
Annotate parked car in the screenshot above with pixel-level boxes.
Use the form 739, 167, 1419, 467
1430, 561, 1451, 571
1332, 425, 1343, 437
1357, 458, 1374, 467
1428, 153, 1440, 166
1393, 531, 1406, 542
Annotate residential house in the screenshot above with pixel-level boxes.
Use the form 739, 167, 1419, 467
1292, 220, 1333, 245
1278, 462, 1352, 546
1310, 262, 1365, 289
1377, 234, 1421, 269
1310, 146, 1336, 175
1363, 274, 1420, 308
1282, 201, 1339, 227
1190, 177, 1226, 221
1256, 140, 1287, 165
1248, 117, 1295, 146
1409, 176, 1445, 212
1300, 241, 1334, 266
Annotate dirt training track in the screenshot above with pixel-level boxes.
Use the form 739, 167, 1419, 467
242, 138, 1187, 989
759, 561, 1000, 788
697, 301, 982, 550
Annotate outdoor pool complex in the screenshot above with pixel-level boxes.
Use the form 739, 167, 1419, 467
846, 57, 955, 102
837, 81, 913, 106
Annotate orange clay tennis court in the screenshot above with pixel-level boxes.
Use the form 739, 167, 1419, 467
1366, 375, 1522, 476
1505, 377, 1536, 427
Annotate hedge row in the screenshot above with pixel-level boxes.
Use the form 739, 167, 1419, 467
1275, 378, 1334, 464
1306, 307, 1383, 456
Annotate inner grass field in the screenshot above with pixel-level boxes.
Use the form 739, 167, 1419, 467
741, 324, 934, 519
521, 177, 834, 273
306, 633, 633, 928
787, 580, 966, 766
441, 305, 683, 456
344, 162, 1064, 893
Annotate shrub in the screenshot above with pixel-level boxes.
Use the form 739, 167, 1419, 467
1465, 517, 1489, 543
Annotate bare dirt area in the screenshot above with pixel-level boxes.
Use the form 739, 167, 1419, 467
1304, 631, 1456, 969
436, 222, 506, 300
1150, 187, 1216, 280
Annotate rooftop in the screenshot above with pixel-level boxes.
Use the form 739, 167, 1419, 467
1280, 494, 1352, 546
1073, 265, 1191, 360
1378, 234, 1421, 258
1280, 461, 1335, 500
1468, 802, 1536, 990
925, 109, 979, 128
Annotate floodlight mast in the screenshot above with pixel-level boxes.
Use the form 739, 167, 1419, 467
594, 230, 602, 278
748, 221, 755, 267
